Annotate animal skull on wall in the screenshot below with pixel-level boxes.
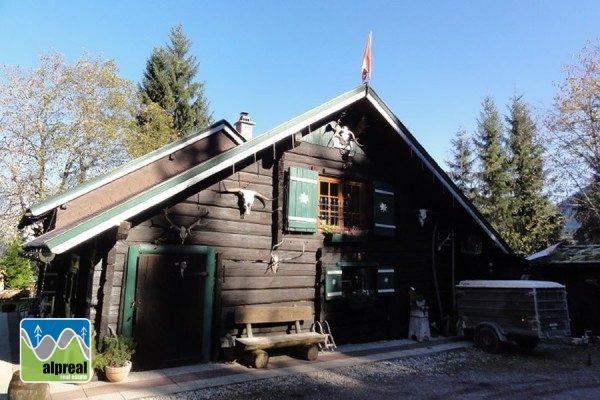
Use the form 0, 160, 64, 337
215, 182, 272, 218
326, 111, 367, 155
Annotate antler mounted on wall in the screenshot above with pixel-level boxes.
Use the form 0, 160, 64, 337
214, 182, 272, 219
164, 207, 210, 244
326, 112, 368, 153
265, 241, 305, 274
229, 241, 305, 274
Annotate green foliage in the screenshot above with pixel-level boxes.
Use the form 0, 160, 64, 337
473, 97, 512, 234
446, 128, 477, 200
456, 95, 564, 255
543, 40, 600, 243
92, 333, 136, 369
138, 24, 213, 144
572, 179, 600, 243
0, 237, 34, 289
125, 102, 179, 158
0, 52, 138, 239
504, 95, 563, 255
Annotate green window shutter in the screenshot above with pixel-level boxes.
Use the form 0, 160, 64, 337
325, 266, 343, 300
286, 167, 318, 232
377, 267, 395, 295
373, 181, 396, 236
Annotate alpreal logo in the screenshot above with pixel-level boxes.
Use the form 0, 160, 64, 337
20, 318, 91, 383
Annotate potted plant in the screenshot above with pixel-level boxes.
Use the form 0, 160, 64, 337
93, 332, 136, 382
322, 224, 369, 243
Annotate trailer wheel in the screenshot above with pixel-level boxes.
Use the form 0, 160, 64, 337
475, 326, 500, 353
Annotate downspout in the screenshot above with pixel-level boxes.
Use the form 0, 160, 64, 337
451, 227, 456, 334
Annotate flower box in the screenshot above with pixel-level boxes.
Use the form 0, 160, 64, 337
329, 233, 368, 243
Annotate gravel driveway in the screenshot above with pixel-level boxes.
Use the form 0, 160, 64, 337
146, 340, 600, 400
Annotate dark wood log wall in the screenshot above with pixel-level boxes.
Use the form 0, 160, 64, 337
86, 136, 517, 348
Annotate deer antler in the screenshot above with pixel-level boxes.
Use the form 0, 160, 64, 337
188, 210, 210, 231
266, 242, 305, 274
164, 207, 209, 244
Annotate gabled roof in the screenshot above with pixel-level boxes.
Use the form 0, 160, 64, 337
21, 84, 513, 255
19, 120, 245, 223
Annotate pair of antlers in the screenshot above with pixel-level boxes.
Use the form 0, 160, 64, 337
327, 113, 368, 149
230, 241, 305, 274
164, 207, 209, 244
266, 241, 305, 274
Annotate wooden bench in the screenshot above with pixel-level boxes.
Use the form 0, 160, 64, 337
234, 305, 327, 368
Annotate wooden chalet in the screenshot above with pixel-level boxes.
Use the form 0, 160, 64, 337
18, 84, 524, 369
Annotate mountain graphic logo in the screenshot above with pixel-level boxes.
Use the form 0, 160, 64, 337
20, 318, 92, 383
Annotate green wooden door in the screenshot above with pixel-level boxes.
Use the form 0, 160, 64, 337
134, 253, 207, 369
124, 245, 215, 369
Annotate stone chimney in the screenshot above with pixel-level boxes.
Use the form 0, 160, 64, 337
234, 112, 255, 142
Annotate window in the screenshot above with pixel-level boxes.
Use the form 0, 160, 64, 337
318, 177, 364, 232
325, 263, 395, 301
285, 167, 396, 237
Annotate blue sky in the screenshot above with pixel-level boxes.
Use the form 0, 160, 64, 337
1, 1, 599, 166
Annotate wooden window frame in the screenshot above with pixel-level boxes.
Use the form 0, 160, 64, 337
318, 176, 365, 233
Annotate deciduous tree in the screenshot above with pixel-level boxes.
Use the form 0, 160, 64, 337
544, 40, 600, 243
0, 52, 137, 240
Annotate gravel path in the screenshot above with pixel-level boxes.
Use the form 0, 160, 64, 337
144, 341, 600, 400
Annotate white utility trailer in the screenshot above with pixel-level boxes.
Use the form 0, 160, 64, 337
456, 280, 571, 353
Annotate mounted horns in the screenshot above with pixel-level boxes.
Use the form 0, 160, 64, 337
216, 182, 272, 218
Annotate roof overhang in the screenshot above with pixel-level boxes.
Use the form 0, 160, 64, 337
22, 84, 512, 256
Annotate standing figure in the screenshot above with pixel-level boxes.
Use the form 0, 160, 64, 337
408, 287, 431, 342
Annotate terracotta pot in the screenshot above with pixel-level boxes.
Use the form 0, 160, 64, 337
104, 361, 132, 383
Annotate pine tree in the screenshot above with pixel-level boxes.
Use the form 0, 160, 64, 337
446, 128, 477, 201
0, 237, 34, 289
139, 25, 213, 140
505, 95, 563, 255
473, 97, 511, 235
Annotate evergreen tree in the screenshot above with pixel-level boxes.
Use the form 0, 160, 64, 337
139, 25, 213, 141
446, 128, 477, 201
0, 237, 34, 289
473, 97, 511, 235
505, 96, 563, 255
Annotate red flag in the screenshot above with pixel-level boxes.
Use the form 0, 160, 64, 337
361, 31, 372, 82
